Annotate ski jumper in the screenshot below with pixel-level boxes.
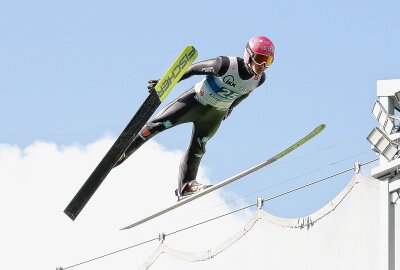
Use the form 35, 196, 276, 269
120, 56, 266, 193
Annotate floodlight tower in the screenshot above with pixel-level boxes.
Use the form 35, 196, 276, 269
368, 79, 400, 270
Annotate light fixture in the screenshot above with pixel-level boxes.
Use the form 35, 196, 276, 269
367, 127, 398, 161
372, 100, 394, 135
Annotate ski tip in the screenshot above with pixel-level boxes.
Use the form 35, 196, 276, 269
316, 123, 326, 132
185, 45, 197, 50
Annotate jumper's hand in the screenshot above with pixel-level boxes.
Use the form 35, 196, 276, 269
147, 79, 159, 93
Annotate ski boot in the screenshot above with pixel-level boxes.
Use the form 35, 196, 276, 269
175, 180, 212, 201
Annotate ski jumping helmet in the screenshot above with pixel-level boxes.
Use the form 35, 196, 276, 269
244, 36, 275, 67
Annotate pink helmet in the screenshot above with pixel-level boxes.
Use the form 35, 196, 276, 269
244, 36, 275, 67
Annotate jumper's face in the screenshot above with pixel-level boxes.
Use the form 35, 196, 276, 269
250, 60, 268, 75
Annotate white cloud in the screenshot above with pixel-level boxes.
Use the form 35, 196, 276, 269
0, 137, 251, 270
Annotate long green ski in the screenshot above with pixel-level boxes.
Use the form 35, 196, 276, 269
120, 124, 326, 230
64, 46, 198, 221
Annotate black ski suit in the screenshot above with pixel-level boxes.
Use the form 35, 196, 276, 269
117, 56, 266, 193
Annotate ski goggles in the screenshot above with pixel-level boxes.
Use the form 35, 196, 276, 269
251, 53, 274, 67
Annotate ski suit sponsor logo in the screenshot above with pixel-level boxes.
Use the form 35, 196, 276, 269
201, 137, 209, 143
202, 67, 215, 73
158, 47, 197, 96
163, 120, 173, 129
223, 75, 237, 87
142, 129, 151, 137
221, 75, 251, 93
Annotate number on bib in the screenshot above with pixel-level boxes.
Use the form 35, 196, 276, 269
217, 88, 240, 100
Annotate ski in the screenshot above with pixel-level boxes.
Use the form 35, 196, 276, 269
120, 124, 326, 230
64, 46, 198, 221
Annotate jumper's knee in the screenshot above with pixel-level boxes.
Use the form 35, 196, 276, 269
193, 137, 208, 158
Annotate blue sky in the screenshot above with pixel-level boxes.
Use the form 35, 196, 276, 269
1, 0, 399, 224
